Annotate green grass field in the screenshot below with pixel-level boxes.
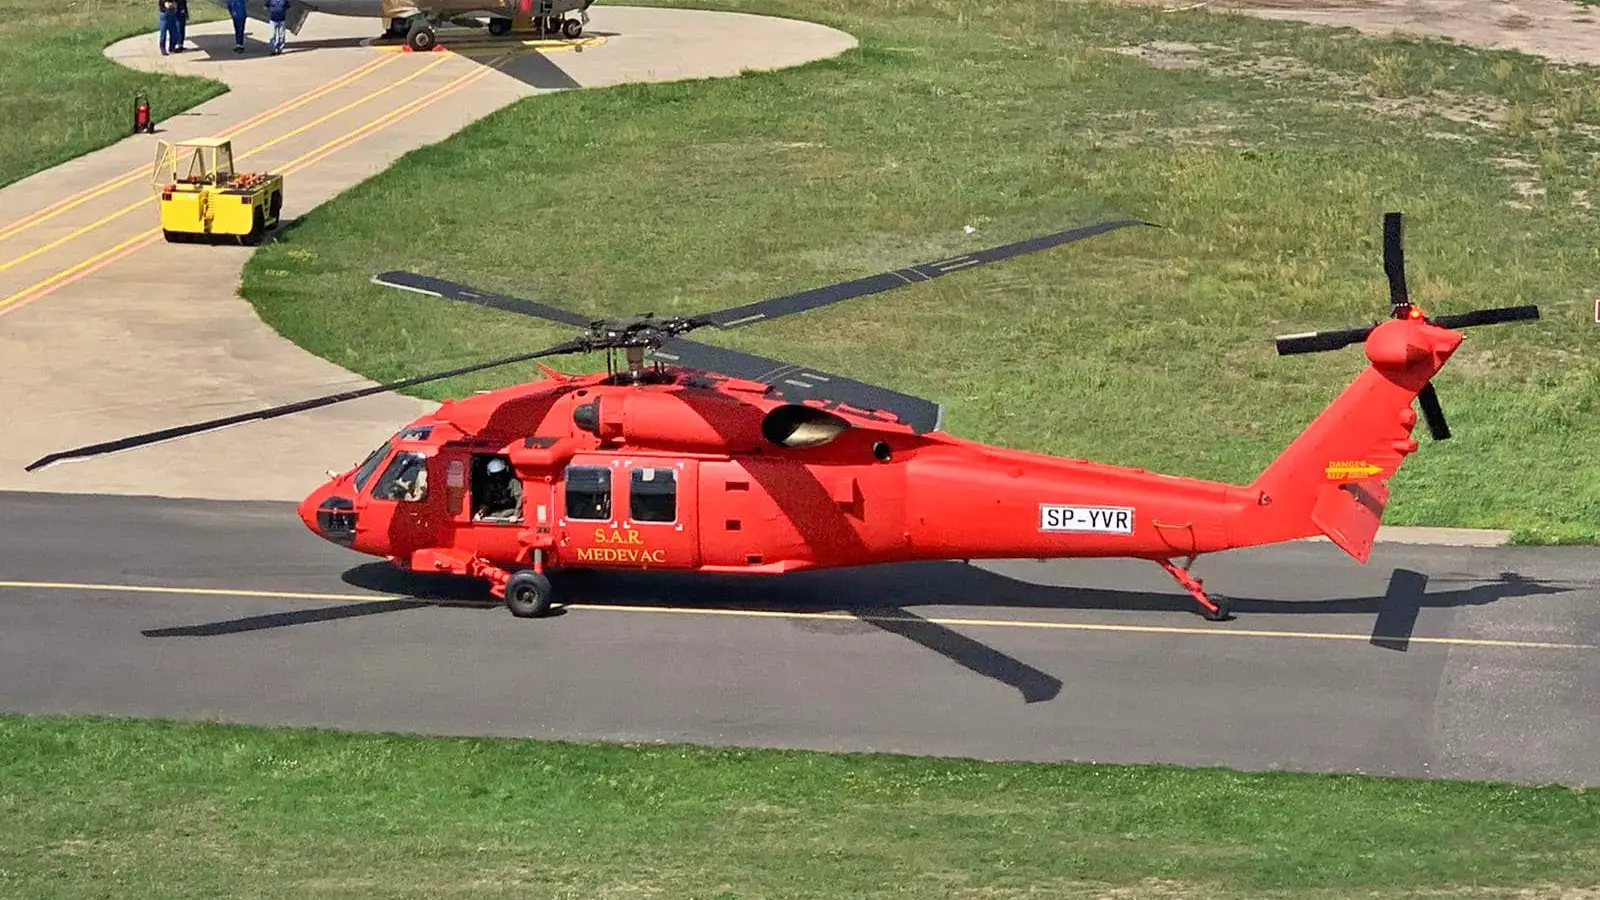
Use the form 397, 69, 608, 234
239, 0, 1600, 543
3, 714, 1597, 898
0, 0, 225, 190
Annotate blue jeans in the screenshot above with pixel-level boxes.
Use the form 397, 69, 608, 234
270, 20, 286, 50
175, 14, 187, 46
157, 11, 177, 52
232, 12, 246, 45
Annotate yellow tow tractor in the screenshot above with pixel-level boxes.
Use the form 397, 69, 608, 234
152, 137, 283, 244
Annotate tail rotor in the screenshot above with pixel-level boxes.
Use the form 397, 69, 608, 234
1273, 211, 1540, 442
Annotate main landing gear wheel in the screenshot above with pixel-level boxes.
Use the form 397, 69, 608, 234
505, 569, 553, 618
561, 18, 582, 38
406, 19, 436, 51
487, 17, 511, 36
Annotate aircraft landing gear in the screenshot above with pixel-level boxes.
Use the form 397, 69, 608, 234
405, 17, 436, 51
383, 16, 408, 38
561, 17, 582, 38
505, 569, 553, 618
1156, 557, 1233, 621
487, 17, 511, 36
472, 552, 557, 618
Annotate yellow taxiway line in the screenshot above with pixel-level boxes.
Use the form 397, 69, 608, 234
0, 53, 451, 277
0, 578, 1591, 651
0, 52, 403, 244
0, 54, 511, 318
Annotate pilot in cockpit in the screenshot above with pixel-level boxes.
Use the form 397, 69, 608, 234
474, 457, 523, 522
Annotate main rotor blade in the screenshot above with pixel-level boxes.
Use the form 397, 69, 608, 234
371, 271, 593, 328
651, 338, 944, 433
24, 339, 589, 471
1416, 381, 1450, 440
693, 218, 1156, 330
1383, 211, 1408, 308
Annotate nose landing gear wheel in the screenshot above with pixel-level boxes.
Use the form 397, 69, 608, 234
561, 17, 582, 38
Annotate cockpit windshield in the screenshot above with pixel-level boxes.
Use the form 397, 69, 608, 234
372, 451, 429, 502
352, 440, 392, 492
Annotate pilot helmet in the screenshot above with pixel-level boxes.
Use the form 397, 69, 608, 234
486, 458, 508, 475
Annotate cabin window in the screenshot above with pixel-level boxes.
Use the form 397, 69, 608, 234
352, 440, 392, 492
372, 451, 429, 502
629, 466, 677, 524
470, 453, 523, 524
564, 465, 611, 521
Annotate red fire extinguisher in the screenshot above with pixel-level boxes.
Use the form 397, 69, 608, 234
133, 91, 154, 135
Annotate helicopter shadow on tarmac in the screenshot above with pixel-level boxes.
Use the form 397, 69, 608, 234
142, 555, 1571, 704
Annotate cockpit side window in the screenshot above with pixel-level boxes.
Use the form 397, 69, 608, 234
353, 440, 393, 492
372, 451, 429, 502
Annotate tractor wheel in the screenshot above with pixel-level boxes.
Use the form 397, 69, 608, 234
268, 190, 283, 226
561, 18, 582, 38
487, 17, 511, 35
406, 19, 435, 51
505, 570, 553, 618
242, 208, 265, 245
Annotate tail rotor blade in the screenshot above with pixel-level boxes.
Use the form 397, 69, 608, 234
1275, 325, 1374, 356
1383, 211, 1409, 309
1416, 381, 1451, 440
1430, 304, 1540, 329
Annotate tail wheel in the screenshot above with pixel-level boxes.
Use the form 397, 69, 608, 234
505, 569, 553, 618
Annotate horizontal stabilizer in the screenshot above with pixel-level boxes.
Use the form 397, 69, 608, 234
1310, 480, 1389, 563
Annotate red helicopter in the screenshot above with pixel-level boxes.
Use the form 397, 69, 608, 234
28, 213, 1538, 621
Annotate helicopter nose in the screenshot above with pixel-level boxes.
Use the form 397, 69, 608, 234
297, 482, 357, 546
297, 489, 322, 535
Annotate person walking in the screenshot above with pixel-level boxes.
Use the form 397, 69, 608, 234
228, 0, 248, 51
266, 0, 289, 54
157, 0, 178, 54
172, 0, 189, 51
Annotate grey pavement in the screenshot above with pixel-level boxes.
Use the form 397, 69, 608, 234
0, 8, 855, 502
1, 491, 1594, 785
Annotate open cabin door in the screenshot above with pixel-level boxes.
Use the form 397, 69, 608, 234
556, 454, 699, 569
442, 445, 559, 565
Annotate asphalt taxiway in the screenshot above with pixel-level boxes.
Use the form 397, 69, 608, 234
2, 491, 1595, 786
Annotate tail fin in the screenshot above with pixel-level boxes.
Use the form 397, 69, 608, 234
1238, 317, 1460, 561
1231, 211, 1539, 561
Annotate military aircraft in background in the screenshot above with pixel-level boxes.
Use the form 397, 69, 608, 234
216, 0, 593, 52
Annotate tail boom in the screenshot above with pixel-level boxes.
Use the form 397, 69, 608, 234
1233, 317, 1463, 559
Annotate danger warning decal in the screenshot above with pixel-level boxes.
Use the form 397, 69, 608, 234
1039, 504, 1134, 534
1324, 459, 1381, 480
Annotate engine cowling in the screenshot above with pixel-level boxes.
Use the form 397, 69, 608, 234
570, 391, 852, 452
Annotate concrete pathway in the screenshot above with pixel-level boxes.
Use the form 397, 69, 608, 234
0, 8, 855, 502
